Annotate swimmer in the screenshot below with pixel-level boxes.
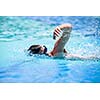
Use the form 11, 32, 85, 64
28, 23, 99, 60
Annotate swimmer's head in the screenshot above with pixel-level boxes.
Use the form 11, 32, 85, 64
28, 45, 47, 55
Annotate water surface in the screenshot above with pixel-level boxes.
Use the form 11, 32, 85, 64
0, 16, 100, 83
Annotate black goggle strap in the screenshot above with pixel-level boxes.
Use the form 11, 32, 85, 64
43, 45, 47, 54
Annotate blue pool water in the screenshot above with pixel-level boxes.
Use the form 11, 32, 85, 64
0, 16, 100, 83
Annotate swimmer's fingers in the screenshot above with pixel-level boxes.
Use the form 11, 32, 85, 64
54, 27, 62, 34
55, 26, 62, 34
56, 26, 62, 33
54, 31, 59, 37
53, 27, 62, 39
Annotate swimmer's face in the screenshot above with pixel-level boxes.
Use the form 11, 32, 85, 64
28, 45, 47, 55
38, 45, 47, 54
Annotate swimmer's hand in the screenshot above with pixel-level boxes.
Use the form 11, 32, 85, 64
53, 26, 62, 39
53, 24, 72, 39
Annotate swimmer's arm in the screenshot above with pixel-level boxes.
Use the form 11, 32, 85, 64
66, 54, 99, 60
50, 24, 72, 56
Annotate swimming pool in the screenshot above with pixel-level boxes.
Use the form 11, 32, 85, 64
0, 16, 100, 83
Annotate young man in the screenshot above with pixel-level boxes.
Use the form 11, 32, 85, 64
28, 23, 99, 60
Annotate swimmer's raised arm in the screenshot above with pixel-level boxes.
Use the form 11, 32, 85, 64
48, 23, 72, 56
